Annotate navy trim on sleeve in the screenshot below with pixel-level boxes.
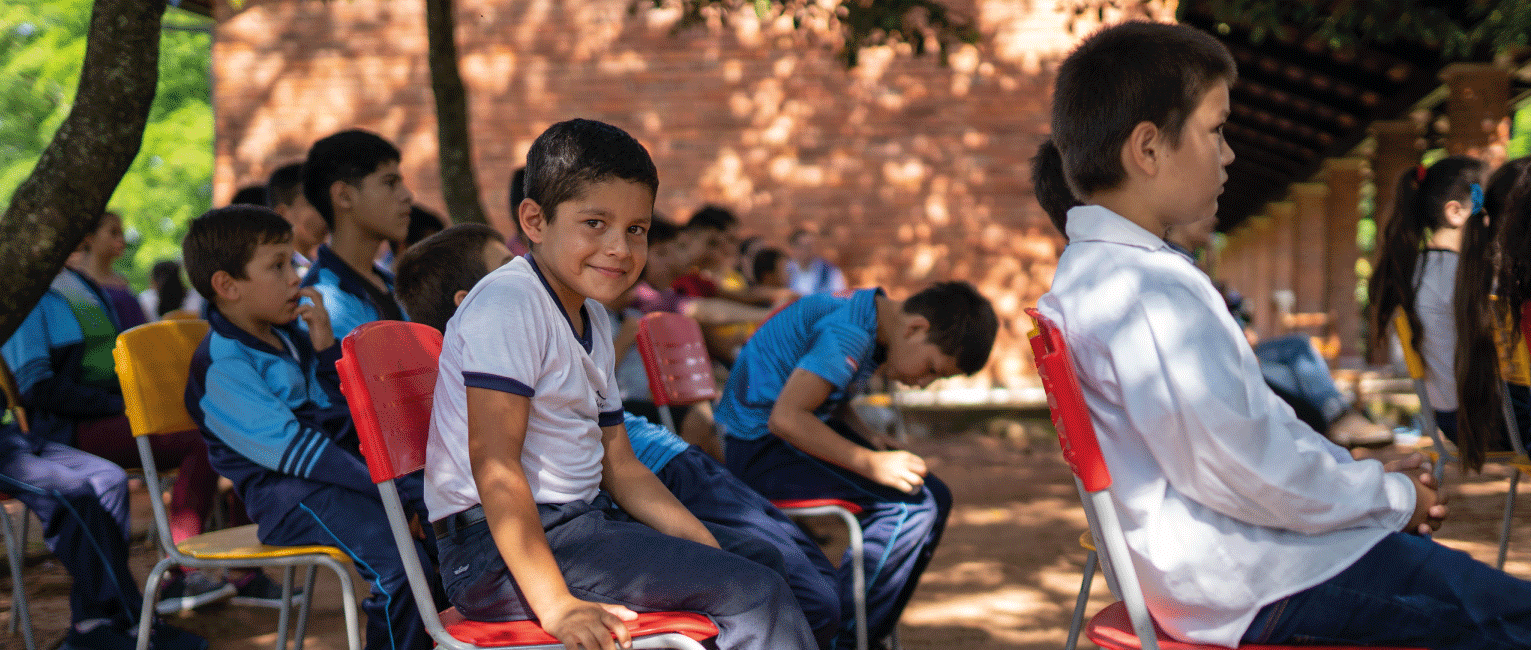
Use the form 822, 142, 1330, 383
598, 410, 624, 427
463, 371, 536, 397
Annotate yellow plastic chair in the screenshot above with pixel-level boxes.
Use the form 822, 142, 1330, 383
1395, 311, 1531, 569
114, 320, 360, 650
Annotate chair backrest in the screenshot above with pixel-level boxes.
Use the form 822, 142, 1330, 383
1, 354, 27, 433
1025, 307, 1159, 650
336, 321, 443, 484
635, 312, 718, 408
1393, 310, 1450, 481
114, 319, 210, 438
1392, 311, 1428, 383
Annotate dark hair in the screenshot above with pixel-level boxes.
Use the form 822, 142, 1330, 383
302, 129, 402, 229
902, 281, 998, 375
523, 119, 658, 225
1455, 157, 1531, 470
266, 162, 305, 209
183, 205, 293, 301
752, 247, 787, 282
647, 214, 680, 246
230, 184, 269, 207
150, 260, 188, 318
1367, 156, 1484, 363
788, 228, 812, 245
508, 166, 527, 237
406, 204, 446, 247
688, 205, 738, 232
1031, 21, 1235, 235
393, 223, 505, 332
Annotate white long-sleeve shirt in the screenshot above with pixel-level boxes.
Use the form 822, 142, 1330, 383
1038, 205, 1415, 646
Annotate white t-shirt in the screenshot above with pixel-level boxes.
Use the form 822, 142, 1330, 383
425, 255, 624, 520
1039, 205, 1413, 647
1415, 249, 1459, 411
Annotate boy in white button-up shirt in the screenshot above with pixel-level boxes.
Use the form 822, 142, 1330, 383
1031, 21, 1531, 649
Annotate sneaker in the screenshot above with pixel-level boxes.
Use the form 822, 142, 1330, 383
1326, 410, 1396, 449
155, 571, 236, 615
229, 570, 306, 609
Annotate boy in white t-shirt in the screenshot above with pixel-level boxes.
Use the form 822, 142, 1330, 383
424, 118, 815, 650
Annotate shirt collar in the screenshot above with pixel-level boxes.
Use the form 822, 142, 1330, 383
524, 254, 593, 353
207, 303, 312, 366
1064, 205, 1171, 253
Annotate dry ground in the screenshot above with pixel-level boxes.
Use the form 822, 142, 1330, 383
2, 428, 1528, 650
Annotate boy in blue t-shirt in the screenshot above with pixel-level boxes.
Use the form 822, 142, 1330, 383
395, 223, 841, 647
423, 119, 814, 650
182, 205, 442, 650
717, 281, 997, 646
299, 129, 412, 339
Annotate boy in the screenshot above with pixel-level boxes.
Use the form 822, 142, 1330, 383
266, 162, 329, 276
424, 118, 815, 650
183, 206, 441, 650
300, 129, 413, 339
716, 280, 997, 647
1032, 20, 1531, 648
395, 224, 841, 648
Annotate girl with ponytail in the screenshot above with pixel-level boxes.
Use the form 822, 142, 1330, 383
1366, 156, 1484, 448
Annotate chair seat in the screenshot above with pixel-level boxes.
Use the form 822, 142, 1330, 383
772, 498, 864, 515
1087, 601, 1425, 650
438, 607, 717, 644
176, 524, 352, 563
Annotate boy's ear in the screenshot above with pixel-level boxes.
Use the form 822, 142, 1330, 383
1123, 120, 1162, 178
329, 179, 354, 218
902, 312, 931, 341
210, 270, 240, 302
452, 290, 469, 307
519, 199, 547, 245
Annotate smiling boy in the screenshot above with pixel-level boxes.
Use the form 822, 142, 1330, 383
424, 119, 815, 650
184, 205, 441, 650
300, 129, 413, 339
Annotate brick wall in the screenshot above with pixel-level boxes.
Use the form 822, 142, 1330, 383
212, 0, 1172, 390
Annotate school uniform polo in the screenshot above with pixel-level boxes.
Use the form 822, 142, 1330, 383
1037, 204, 1414, 646
300, 244, 405, 340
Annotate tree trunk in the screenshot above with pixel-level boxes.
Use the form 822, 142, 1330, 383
0, 0, 165, 344
424, 0, 488, 225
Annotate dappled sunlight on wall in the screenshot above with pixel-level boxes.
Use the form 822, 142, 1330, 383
213, 0, 1170, 389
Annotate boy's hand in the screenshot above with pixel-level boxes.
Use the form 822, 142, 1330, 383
1403, 471, 1448, 535
541, 597, 637, 650
296, 287, 335, 352
866, 450, 927, 494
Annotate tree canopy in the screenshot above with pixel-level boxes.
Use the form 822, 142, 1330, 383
0, 0, 211, 292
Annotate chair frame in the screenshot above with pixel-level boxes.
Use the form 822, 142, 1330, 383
114, 320, 359, 650
633, 311, 889, 650
1, 352, 39, 650
337, 320, 714, 650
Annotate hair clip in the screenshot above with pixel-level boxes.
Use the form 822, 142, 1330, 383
1472, 182, 1485, 215
1416, 164, 1427, 183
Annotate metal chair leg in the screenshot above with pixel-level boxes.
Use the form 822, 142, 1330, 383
1066, 550, 1096, 650
273, 565, 295, 650
291, 564, 319, 650
1500, 469, 1520, 570
0, 503, 34, 650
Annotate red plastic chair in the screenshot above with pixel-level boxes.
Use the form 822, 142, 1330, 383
634, 311, 880, 650
1025, 308, 1424, 650
337, 320, 717, 650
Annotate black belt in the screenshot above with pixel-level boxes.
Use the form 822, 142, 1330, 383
432, 504, 486, 540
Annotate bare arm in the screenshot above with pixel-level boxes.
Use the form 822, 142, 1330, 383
599, 423, 719, 548
611, 316, 639, 366
681, 297, 773, 326
769, 369, 926, 493
468, 387, 635, 649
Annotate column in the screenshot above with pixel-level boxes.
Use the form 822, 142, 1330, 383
1249, 216, 1275, 340
1266, 200, 1297, 335
1441, 63, 1511, 167
1324, 158, 1366, 361
1369, 120, 1423, 235
1290, 183, 1330, 338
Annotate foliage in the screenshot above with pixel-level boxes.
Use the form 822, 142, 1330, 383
650, 0, 980, 66
0, 0, 211, 291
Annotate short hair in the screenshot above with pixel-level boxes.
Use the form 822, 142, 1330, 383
1037, 21, 1235, 228
507, 167, 527, 236
183, 205, 293, 301
230, 184, 268, 207
302, 129, 401, 230
903, 281, 998, 375
687, 205, 737, 232
393, 224, 504, 332
406, 204, 447, 247
267, 162, 305, 209
523, 119, 658, 223
648, 215, 680, 246
752, 247, 786, 281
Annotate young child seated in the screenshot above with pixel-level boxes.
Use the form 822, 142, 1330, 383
716, 280, 997, 647
423, 118, 815, 649
300, 129, 413, 339
395, 224, 842, 648
1033, 20, 1531, 648
182, 205, 442, 650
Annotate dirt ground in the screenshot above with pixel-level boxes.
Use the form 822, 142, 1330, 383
2, 427, 1529, 650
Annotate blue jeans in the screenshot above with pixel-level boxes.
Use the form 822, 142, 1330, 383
1256, 335, 1346, 427
1242, 532, 1531, 649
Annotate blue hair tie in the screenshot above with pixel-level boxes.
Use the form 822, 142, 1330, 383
1470, 182, 1485, 215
